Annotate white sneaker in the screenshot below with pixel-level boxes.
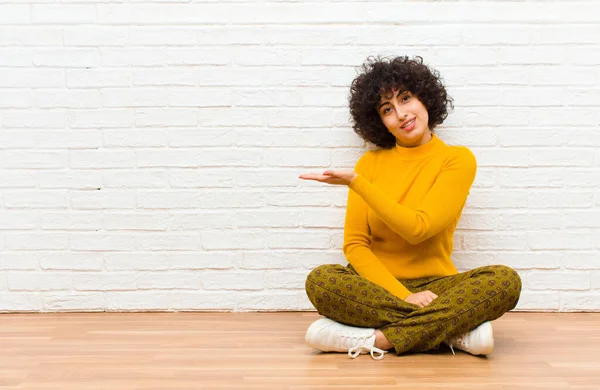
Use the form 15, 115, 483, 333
305, 318, 388, 360
446, 321, 494, 356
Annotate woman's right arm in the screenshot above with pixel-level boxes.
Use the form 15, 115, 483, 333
342, 151, 413, 300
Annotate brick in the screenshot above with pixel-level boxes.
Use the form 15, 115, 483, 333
0, 48, 33, 66
529, 231, 593, 250
3, 191, 68, 209
0, 254, 39, 270
264, 148, 330, 168
67, 69, 131, 88
128, 27, 197, 46
560, 292, 600, 311
201, 271, 265, 290
236, 210, 301, 229
300, 209, 345, 228
0, 5, 29, 24
524, 270, 590, 290
167, 88, 232, 107
105, 253, 170, 271
33, 49, 98, 68
38, 171, 102, 190
171, 292, 235, 311
515, 291, 559, 311
0, 89, 30, 108
106, 292, 171, 311
561, 252, 600, 270
1, 111, 65, 128
265, 271, 307, 289
169, 169, 234, 188
0, 212, 38, 230
68, 109, 134, 128
266, 230, 331, 250
168, 129, 232, 147
43, 293, 105, 311
137, 272, 201, 290
70, 191, 137, 210
39, 253, 103, 271
103, 213, 169, 231
103, 171, 169, 189
34, 90, 101, 109
0, 27, 61, 46
202, 231, 264, 250
100, 48, 164, 67
0, 293, 42, 312
267, 191, 330, 207
8, 272, 72, 291
69, 150, 136, 169
135, 234, 200, 251
170, 252, 238, 270
103, 129, 168, 148
166, 48, 231, 66
69, 234, 135, 251
74, 273, 137, 291
0, 170, 37, 189
237, 292, 301, 311
40, 212, 102, 231
63, 26, 128, 46
136, 109, 197, 127
232, 169, 302, 188
32, 5, 96, 24
241, 250, 344, 270
133, 69, 196, 87
102, 89, 168, 108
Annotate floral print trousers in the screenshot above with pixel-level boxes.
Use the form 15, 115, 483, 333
305, 263, 522, 355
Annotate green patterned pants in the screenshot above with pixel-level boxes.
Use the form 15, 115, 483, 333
305, 264, 522, 355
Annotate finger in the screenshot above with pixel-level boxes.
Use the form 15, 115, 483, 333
299, 174, 330, 182
298, 173, 322, 179
425, 291, 437, 300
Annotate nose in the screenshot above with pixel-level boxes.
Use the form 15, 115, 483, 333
395, 106, 407, 120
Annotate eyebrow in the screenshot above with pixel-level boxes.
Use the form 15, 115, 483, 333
378, 90, 407, 110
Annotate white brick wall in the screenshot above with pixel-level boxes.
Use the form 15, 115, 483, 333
0, 1, 599, 313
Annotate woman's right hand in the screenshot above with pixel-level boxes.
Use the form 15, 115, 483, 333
404, 290, 438, 308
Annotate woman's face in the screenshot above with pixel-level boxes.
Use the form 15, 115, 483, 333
377, 89, 431, 148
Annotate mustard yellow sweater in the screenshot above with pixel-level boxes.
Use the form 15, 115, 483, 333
344, 134, 477, 300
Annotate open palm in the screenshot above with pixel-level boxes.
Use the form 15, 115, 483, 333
299, 169, 357, 186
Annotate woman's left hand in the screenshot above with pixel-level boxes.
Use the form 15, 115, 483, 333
299, 169, 358, 186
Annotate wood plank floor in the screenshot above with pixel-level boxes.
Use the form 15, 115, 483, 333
0, 312, 599, 390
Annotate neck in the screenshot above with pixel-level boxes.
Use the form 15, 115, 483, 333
396, 131, 432, 148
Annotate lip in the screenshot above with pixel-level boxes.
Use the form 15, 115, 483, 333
401, 118, 416, 131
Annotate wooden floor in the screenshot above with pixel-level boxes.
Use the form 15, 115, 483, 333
0, 312, 599, 390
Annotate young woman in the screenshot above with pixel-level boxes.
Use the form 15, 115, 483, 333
299, 56, 522, 360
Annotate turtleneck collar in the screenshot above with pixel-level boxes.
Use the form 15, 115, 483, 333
394, 133, 443, 160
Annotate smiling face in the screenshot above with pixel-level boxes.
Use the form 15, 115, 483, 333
377, 89, 431, 148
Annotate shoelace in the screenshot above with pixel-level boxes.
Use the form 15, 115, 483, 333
448, 344, 456, 356
348, 344, 387, 360
336, 333, 387, 360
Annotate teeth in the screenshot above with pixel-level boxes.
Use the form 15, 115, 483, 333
403, 119, 415, 128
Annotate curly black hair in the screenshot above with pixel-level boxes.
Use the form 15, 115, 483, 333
348, 56, 453, 149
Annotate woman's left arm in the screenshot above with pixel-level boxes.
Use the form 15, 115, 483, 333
349, 147, 477, 245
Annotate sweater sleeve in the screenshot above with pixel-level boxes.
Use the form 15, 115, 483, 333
342, 151, 413, 300
348, 147, 477, 246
